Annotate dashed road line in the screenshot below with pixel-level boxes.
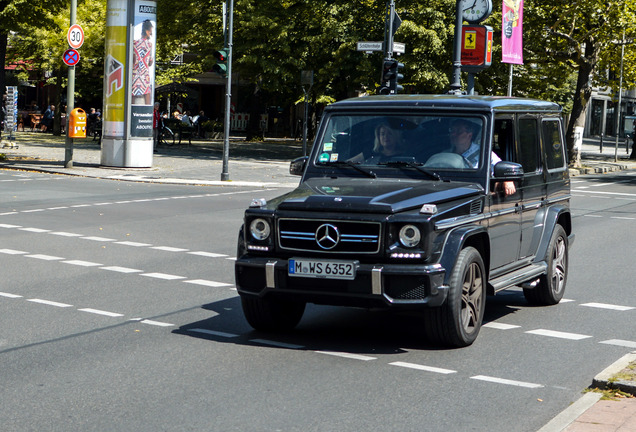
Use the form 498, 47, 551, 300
0, 224, 21, 228
390, 362, 457, 374
526, 329, 592, 340
63, 260, 103, 267
188, 328, 239, 338
138, 319, 174, 327
183, 279, 232, 287
115, 241, 152, 247
188, 251, 228, 258
140, 272, 186, 280
81, 236, 115, 242
49, 231, 83, 237
599, 339, 636, 349
100, 266, 143, 273
483, 322, 521, 330
19, 227, 50, 232
0, 292, 23, 298
470, 375, 543, 389
27, 298, 73, 308
25, 254, 64, 261
0, 249, 28, 255
151, 246, 189, 252
78, 308, 124, 317
250, 339, 305, 349
580, 302, 635, 311
316, 351, 377, 361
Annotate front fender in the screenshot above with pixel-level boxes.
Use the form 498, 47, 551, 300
437, 225, 489, 285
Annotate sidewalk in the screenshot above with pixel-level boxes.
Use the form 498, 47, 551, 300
0, 131, 303, 188
1, 131, 636, 431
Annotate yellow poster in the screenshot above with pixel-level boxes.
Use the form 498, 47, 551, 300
103, 0, 127, 137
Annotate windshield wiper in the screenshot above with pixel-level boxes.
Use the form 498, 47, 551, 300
379, 160, 442, 181
321, 161, 377, 178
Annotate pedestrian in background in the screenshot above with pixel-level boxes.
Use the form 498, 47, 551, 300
153, 102, 161, 152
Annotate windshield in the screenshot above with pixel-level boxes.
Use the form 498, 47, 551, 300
314, 114, 486, 171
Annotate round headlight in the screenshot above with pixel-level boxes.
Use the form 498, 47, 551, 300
250, 218, 271, 241
399, 224, 421, 248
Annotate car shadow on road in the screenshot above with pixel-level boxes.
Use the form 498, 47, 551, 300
173, 291, 533, 354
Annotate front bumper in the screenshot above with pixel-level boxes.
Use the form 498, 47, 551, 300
235, 256, 449, 308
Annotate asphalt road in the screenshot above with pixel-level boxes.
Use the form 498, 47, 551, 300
1, 169, 636, 432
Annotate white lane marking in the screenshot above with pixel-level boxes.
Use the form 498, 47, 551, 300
151, 246, 189, 252
0, 223, 21, 228
390, 362, 457, 374
100, 266, 143, 273
189, 328, 239, 338
140, 272, 186, 280
28, 298, 73, 308
0, 292, 23, 298
78, 308, 124, 317
47, 206, 69, 210
0, 249, 28, 255
62, 260, 103, 267
483, 322, 521, 330
18, 227, 50, 233
316, 351, 377, 361
0, 212, 19, 216
21, 209, 45, 213
470, 375, 543, 389
115, 241, 152, 247
188, 251, 229, 258
580, 302, 635, 311
140, 319, 174, 327
525, 329, 592, 340
599, 339, 636, 349
81, 236, 115, 242
49, 231, 83, 237
611, 217, 636, 220
70, 204, 91, 208
183, 279, 232, 287
93, 202, 113, 206
226, 257, 237, 261
25, 254, 64, 261
115, 201, 133, 204
560, 299, 576, 303
582, 215, 603, 218
250, 339, 305, 349
574, 189, 636, 197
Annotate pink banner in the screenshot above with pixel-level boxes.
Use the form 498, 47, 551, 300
502, 0, 523, 64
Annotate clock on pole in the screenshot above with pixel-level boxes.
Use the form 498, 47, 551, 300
461, 0, 493, 23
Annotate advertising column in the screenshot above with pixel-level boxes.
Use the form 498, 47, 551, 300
101, 0, 156, 167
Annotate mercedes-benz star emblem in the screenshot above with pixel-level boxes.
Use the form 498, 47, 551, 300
315, 224, 340, 250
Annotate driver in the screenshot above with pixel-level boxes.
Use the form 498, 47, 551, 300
450, 118, 516, 196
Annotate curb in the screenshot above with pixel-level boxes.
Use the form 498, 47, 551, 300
592, 351, 636, 395
537, 351, 636, 432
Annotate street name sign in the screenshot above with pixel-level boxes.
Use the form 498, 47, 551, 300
356, 41, 383, 52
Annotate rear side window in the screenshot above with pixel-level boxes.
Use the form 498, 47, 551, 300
518, 118, 540, 173
542, 120, 566, 170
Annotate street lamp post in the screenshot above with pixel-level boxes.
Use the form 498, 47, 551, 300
220, 0, 234, 181
614, 30, 625, 163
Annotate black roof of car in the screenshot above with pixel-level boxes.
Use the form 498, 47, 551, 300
327, 94, 562, 113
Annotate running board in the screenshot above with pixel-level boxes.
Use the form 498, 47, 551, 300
490, 263, 547, 293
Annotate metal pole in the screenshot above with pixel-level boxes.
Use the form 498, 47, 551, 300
302, 88, 308, 156
614, 30, 625, 163
449, 0, 463, 93
507, 64, 513, 97
220, 0, 233, 181
64, 0, 77, 168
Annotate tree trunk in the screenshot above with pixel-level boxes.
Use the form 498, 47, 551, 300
0, 32, 7, 98
565, 39, 600, 168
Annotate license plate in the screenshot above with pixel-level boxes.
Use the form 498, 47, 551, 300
288, 258, 356, 280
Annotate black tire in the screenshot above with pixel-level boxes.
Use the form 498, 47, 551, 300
425, 246, 486, 347
523, 225, 568, 305
240, 296, 306, 331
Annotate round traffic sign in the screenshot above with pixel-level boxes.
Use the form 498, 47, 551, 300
67, 24, 84, 49
63, 49, 80, 66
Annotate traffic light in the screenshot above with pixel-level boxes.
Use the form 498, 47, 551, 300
212, 50, 228, 76
378, 59, 404, 95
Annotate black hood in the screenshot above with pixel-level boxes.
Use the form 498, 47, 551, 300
272, 177, 482, 214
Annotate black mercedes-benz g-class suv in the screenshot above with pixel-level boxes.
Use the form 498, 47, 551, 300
235, 95, 574, 347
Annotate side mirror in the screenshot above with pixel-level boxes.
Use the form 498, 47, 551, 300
493, 161, 524, 180
290, 156, 308, 176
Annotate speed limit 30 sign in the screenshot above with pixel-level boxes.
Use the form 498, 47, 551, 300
67, 24, 84, 49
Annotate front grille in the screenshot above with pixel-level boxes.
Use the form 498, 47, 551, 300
278, 218, 381, 253
384, 276, 430, 300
